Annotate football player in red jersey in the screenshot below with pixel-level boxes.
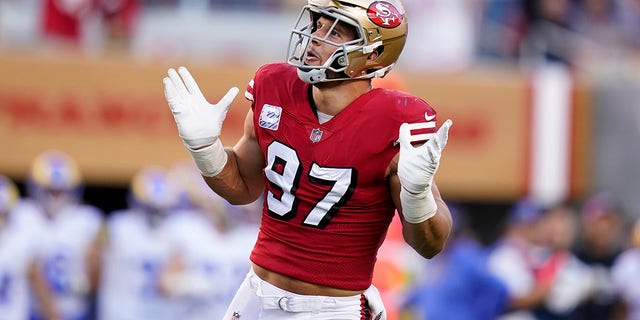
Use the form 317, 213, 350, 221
163, 0, 453, 318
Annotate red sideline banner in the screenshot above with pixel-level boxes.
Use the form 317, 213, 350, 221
0, 52, 589, 201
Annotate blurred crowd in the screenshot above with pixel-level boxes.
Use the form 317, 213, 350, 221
399, 195, 640, 320
3, 149, 640, 319
1, 0, 640, 69
477, 0, 640, 69
0, 149, 261, 319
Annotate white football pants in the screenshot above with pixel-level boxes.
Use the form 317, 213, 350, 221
221, 268, 385, 320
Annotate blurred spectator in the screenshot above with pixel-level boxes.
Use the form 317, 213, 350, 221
97, 0, 141, 49
40, 0, 140, 50
20, 150, 104, 320
533, 203, 599, 319
402, 206, 509, 320
41, 0, 93, 45
571, 0, 627, 62
571, 192, 627, 320
0, 174, 59, 320
519, 0, 584, 67
487, 198, 556, 320
572, 0, 621, 42
611, 218, 640, 319
476, 0, 527, 63
616, 0, 640, 53
97, 165, 179, 320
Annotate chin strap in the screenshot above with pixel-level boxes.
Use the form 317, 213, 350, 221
297, 61, 396, 84
297, 67, 328, 84
370, 64, 395, 79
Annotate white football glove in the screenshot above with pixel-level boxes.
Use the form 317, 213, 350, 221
163, 67, 239, 176
398, 119, 452, 223
363, 285, 386, 320
163, 66, 238, 149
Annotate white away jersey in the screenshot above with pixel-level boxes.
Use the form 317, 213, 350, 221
32, 202, 103, 319
0, 201, 47, 320
98, 209, 174, 320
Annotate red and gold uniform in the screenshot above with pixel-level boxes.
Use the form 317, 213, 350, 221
246, 63, 437, 291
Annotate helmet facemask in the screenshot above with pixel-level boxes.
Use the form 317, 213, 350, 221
288, 6, 372, 84
287, 0, 408, 84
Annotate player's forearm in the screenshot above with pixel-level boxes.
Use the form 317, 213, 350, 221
86, 229, 105, 293
401, 198, 452, 259
203, 149, 264, 205
28, 261, 59, 320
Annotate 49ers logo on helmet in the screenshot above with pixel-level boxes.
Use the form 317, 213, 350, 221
367, 1, 402, 28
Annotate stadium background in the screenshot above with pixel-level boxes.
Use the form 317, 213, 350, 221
2, 0, 638, 223
1, 0, 640, 318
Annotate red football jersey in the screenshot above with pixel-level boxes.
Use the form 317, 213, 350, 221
247, 63, 437, 290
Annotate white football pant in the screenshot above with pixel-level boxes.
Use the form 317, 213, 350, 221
221, 268, 385, 319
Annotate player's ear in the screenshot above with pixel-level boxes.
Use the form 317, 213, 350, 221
367, 49, 380, 62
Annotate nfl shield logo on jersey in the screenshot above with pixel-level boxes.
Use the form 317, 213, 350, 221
259, 104, 282, 131
309, 128, 323, 143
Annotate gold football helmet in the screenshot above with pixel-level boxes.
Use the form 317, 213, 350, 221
287, 0, 408, 84
30, 150, 81, 190
0, 175, 19, 215
130, 166, 179, 212
28, 150, 82, 215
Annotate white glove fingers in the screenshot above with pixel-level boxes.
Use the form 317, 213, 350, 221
163, 77, 182, 113
177, 66, 205, 99
435, 119, 453, 151
217, 87, 240, 109
167, 68, 190, 98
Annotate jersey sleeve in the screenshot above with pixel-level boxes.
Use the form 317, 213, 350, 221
388, 91, 438, 145
244, 64, 272, 111
244, 79, 255, 103
244, 63, 293, 112
245, 67, 263, 112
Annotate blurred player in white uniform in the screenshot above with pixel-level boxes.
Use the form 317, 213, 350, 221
97, 166, 178, 320
534, 203, 598, 318
162, 160, 259, 320
487, 199, 553, 320
23, 150, 103, 320
0, 175, 58, 320
611, 218, 640, 319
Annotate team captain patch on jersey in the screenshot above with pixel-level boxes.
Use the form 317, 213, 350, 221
246, 63, 437, 291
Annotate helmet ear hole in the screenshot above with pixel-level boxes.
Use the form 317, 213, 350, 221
369, 46, 384, 61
